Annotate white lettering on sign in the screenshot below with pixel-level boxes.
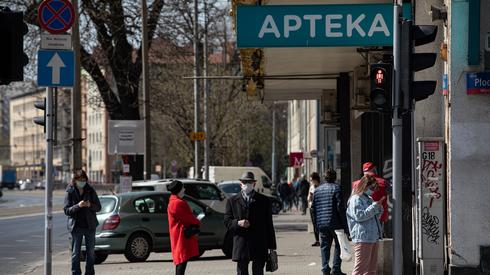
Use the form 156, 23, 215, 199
303, 14, 322, 38
474, 78, 490, 87
257, 13, 390, 39
325, 14, 343, 37
258, 15, 280, 38
368, 14, 390, 37
284, 15, 302, 38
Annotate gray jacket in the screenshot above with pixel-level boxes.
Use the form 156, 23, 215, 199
63, 184, 101, 232
346, 194, 383, 243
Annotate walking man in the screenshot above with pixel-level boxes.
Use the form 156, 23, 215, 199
224, 171, 277, 275
299, 175, 310, 215
64, 169, 101, 275
311, 169, 348, 275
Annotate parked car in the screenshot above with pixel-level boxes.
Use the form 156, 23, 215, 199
35, 180, 46, 190
81, 191, 232, 264
19, 179, 35, 191
132, 179, 228, 213
217, 180, 282, 215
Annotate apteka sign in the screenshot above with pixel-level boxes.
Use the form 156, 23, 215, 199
237, 4, 410, 48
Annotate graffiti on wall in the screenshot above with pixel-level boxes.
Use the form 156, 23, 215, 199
420, 152, 443, 208
421, 206, 440, 244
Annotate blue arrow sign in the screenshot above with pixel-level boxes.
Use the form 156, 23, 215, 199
236, 3, 411, 48
37, 50, 74, 87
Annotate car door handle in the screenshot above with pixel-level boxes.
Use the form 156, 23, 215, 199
142, 218, 150, 222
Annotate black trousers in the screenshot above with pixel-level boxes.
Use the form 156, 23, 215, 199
309, 208, 319, 242
176, 261, 187, 275
237, 260, 265, 275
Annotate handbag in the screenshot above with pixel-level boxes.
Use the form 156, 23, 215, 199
266, 249, 278, 272
183, 225, 200, 238
334, 229, 353, 261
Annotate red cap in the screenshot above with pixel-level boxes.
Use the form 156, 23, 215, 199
362, 162, 376, 172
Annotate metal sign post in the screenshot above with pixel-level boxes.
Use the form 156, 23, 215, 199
44, 87, 54, 275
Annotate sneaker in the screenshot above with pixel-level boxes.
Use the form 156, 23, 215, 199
311, 241, 320, 247
331, 272, 347, 275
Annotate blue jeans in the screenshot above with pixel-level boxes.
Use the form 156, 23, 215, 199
70, 227, 96, 275
320, 229, 342, 275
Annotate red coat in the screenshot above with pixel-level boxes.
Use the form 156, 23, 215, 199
352, 174, 388, 223
167, 195, 200, 265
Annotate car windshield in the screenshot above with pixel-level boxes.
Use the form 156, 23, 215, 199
132, 186, 155, 191
99, 197, 117, 214
220, 183, 241, 194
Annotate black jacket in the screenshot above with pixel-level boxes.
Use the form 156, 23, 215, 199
224, 191, 277, 262
63, 184, 101, 232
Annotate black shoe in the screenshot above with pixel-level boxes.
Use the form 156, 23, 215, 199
331, 272, 346, 275
311, 241, 320, 247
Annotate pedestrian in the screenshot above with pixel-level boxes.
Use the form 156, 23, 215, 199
224, 171, 277, 275
292, 175, 300, 210
299, 175, 310, 215
352, 162, 388, 226
311, 169, 348, 275
63, 169, 101, 275
307, 172, 320, 247
277, 178, 292, 212
347, 174, 385, 275
167, 180, 201, 275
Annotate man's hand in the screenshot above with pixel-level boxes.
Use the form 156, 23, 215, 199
238, 219, 250, 228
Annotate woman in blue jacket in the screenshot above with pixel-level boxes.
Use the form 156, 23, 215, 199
346, 175, 385, 275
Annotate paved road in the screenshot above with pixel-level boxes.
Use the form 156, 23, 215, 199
0, 213, 68, 275
0, 190, 64, 209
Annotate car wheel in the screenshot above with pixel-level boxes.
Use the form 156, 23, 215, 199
94, 252, 108, 264
222, 231, 233, 258
124, 233, 152, 262
271, 200, 281, 215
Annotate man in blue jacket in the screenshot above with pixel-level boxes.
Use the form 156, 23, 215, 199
64, 169, 101, 275
311, 169, 348, 275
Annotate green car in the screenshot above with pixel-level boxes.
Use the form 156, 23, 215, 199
82, 191, 232, 264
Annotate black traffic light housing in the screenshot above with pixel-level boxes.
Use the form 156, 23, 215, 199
0, 7, 29, 85
370, 63, 393, 113
34, 99, 46, 133
401, 20, 438, 111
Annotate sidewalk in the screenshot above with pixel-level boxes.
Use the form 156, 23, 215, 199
25, 210, 354, 275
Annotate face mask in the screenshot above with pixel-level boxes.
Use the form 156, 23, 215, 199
241, 183, 254, 194
177, 188, 185, 198
365, 189, 373, 196
77, 181, 86, 189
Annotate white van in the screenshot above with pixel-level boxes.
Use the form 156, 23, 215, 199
189, 166, 273, 195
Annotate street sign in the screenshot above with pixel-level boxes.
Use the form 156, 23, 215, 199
37, 50, 74, 87
289, 152, 304, 168
41, 34, 72, 50
38, 0, 75, 34
190, 131, 206, 141
108, 120, 145, 155
236, 3, 411, 48
467, 72, 490, 94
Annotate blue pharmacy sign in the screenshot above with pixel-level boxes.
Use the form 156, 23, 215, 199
236, 4, 411, 48
467, 72, 490, 94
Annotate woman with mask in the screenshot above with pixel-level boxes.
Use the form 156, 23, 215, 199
346, 175, 386, 275
224, 171, 277, 275
63, 169, 101, 275
167, 180, 200, 275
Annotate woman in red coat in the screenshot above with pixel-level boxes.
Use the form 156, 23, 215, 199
167, 180, 200, 275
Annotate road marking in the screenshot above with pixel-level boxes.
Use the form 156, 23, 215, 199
15, 240, 28, 242
0, 211, 64, 221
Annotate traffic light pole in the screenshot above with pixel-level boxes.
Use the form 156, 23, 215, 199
44, 87, 54, 275
392, 3, 403, 275
193, 0, 200, 179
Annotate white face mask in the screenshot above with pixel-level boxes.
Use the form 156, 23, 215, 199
365, 189, 373, 196
76, 181, 86, 189
177, 188, 185, 198
241, 183, 254, 194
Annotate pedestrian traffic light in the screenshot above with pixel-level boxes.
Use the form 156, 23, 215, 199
401, 20, 438, 111
33, 99, 46, 133
0, 7, 29, 85
369, 63, 392, 112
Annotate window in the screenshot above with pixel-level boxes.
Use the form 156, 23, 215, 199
99, 197, 116, 214
220, 183, 241, 194
133, 196, 166, 214
195, 184, 222, 200
184, 198, 204, 216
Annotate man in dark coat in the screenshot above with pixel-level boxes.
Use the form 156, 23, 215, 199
64, 169, 101, 275
224, 171, 277, 275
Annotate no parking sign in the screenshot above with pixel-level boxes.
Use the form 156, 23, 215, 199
38, 0, 75, 34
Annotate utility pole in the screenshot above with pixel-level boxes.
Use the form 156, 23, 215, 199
203, 2, 209, 180
193, 0, 201, 179
44, 87, 54, 275
141, 0, 151, 180
392, 1, 403, 274
272, 102, 276, 186
71, 0, 82, 171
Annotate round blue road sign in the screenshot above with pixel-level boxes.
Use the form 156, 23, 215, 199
38, 0, 75, 34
